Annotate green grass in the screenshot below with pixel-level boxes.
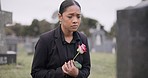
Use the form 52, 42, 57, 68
89, 52, 116, 78
0, 43, 116, 78
0, 43, 33, 78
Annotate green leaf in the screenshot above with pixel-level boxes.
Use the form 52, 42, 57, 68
74, 61, 82, 69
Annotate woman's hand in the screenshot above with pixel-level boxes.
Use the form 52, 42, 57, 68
62, 60, 79, 77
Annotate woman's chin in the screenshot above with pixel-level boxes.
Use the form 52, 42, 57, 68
71, 29, 78, 32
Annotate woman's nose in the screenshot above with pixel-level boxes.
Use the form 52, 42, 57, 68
72, 17, 78, 23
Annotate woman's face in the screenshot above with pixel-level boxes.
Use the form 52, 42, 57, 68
59, 5, 81, 32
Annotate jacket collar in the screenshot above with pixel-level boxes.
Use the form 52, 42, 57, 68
54, 25, 81, 42
54, 26, 61, 39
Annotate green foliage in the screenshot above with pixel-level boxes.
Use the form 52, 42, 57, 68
5, 19, 52, 37
29, 19, 40, 37
20, 26, 30, 36
39, 19, 52, 34
5, 23, 21, 36
79, 15, 98, 36
109, 22, 117, 38
5, 14, 99, 37
5, 27, 15, 35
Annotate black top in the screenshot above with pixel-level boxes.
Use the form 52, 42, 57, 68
60, 27, 80, 62
31, 26, 91, 78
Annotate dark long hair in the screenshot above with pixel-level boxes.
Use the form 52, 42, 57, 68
59, 0, 81, 15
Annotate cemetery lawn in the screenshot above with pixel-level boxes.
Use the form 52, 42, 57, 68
0, 43, 116, 78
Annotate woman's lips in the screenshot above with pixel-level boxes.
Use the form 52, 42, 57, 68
71, 25, 78, 28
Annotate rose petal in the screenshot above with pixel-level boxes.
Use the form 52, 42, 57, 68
77, 44, 87, 54
81, 44, 87, 52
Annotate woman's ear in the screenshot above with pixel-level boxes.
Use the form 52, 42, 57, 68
58, 13, 62, 22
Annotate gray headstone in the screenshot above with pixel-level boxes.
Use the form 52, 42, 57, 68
116, 1, 148, 78
90, 26, 115, 53
0, 54, 16, 65
0, 1, 16, 65
25, 37, 38, 55
6, 36, 18, 52
0, 2, 12, 54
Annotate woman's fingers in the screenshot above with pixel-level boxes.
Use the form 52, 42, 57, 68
67, 60, 72, 69
62, 62, 68, 74
62, 60, 79, 77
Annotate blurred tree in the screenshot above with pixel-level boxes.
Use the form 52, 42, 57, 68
5, 27, 15, 35
109, 22, 117, 38
5, 12, 100, 37
79, 15, 98, 37
6, 23, 22, 36
29, 19, 40, 37
39, 19, 52, 34
20, 26, 30, 37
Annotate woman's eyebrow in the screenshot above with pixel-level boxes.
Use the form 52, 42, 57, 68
68, 13, 81, 15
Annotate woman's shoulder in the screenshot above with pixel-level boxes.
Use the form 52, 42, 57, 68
39, 29, 55, 41
41, 29, 54, 36
77, 31, 87, 39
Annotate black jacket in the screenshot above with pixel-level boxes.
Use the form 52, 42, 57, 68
31, 26, 91, 78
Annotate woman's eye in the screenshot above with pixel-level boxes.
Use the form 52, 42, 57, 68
77, 16, 81, 19
67, 16, 72, 18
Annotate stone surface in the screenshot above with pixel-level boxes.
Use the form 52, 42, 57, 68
0, 2, 12, 54
6, 36, 18, 52
116, 1, 148, 78
0, 54, 16, 65
89, 26, 115, 53
24, 37, 38, 55
0, 1, 16, 65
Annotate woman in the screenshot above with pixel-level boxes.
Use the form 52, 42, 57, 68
31, 0, 91, 78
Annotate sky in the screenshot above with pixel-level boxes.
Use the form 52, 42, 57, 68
1, 0, 141, 31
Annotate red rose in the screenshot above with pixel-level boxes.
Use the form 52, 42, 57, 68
77, 44, 87, 54
73, 43, 87, 60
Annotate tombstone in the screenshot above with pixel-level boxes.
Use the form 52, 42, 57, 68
6, 36, 18, 53
116, 1, 148, 78
0, 1, 16, 65
89, 25, 115, 53
24, 37, 38, 55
